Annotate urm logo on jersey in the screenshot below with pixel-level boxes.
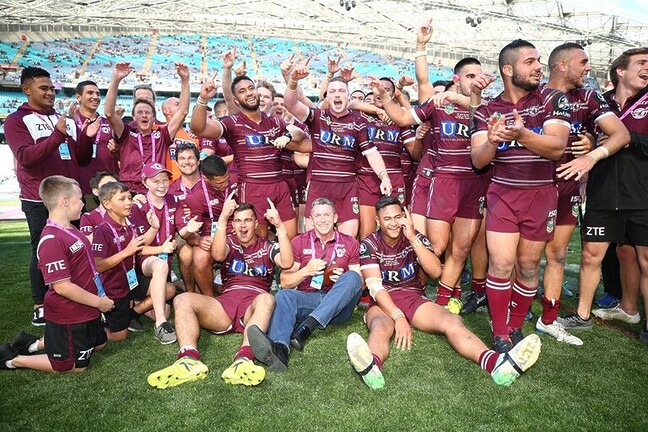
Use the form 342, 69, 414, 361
439, 121, 470, 138
320, 130, 355, 148
245, 134, 270, 147
367, 126, 400, 143
229, 259, 268, 277
496, 126, 542, 151
381, 262, 416, 283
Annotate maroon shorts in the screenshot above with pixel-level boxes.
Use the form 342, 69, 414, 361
45, 318, 107, 372
211, 288, 263, 334
367, 288, 429, 323
285, 177, 300, 207
357, 173, 406, 207
239, 180, 296, 223
305, 180, 359, 223
485, 183, 558, 242
428, 175, 487, 222
410, 174, 432, 217
556, 180, 580, 226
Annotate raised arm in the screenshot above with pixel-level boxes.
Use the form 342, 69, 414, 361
165, 62, 191, 139
221, 47, 240, 115
103, 62, 131, 139
414, 19, 434, 103
190, 73, 224, 139
284, 62, 312, 122
211, 191, 236, 262
368, 76, 417, 127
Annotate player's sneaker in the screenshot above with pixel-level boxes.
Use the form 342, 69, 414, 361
595, 294, 620, 309
0, 343, 18, 370
31, 306, 45, 327
509, 328, 524, 347
557, 313, 593, 330
128, 317, 145, 332
535, 318, 583, 345
445, 297, 463, 315
147, 357, 209, 389
248, 325, 288, 372
346, 333, 384, 390
460, 292, 487, 314
154, 321, 177, 345
221, 358, 265, 386
592, 305, 640, 324
492, 335, 512, 354
11, 330, 39, 355
491, 334, 542, 386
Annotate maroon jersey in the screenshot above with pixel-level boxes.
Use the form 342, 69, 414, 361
217, 112, 286, 183
360, 231, 432, 294
358, 114, 413, 178
412, 101, 475, 178
130, 194, 184, 266
79, 206, 106, 236
38, 224, 101, 324
220, 235, 279, 294
5, 103, 93, 201
302, 108, 376, 182
472, 87, 571, 188
184, 178, 235, 237
77, 115, 119, 195
608, 87, 648, 135
167, 176, 200, 201
92, 215, 137, 300
116, 124, 173, 193
414, 128, 436, 180
291, 229, 360, 292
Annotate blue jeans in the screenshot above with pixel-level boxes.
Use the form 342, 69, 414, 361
268, 271, 362, 348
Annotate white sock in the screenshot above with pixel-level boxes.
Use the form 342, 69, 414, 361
5, 359, 16, 369
28, 340, 40, 353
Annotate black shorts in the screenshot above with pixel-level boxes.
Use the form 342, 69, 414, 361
103, 295, 130, 332
581, 209, 648, 246
45, 318, 107, 372
133, 269, 152, 300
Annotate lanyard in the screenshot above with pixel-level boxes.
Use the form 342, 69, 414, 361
200, 177, 214, 221
146, 195, 170, 244
310, 231, 339, 263
106, 221, 137, 273
76, 114, 103, 146
137, 131, 156, 165
34, 111, 60, 131
46, 219, 102, 290
619, 91, 648, 121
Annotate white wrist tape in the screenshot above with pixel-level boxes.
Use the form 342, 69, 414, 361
366, 277, 385, 300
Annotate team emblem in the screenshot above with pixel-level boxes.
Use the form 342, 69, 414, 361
335, 245, 346, 257
557, 95, 570, 110
546, 216, 555, 233
479, 197, 486, 215
571, 203, 579, 218
398, 193, 405, 204
631, 108, 648, 120
421, 237, 431, 248
444, 104, 455, 114
352, 202, 359, 214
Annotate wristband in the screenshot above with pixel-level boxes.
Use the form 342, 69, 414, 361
197, 96, 210, 106
377, 170, 388, 180
415, 50, 427, 59
586, 146, 610, 162
287, 79, 298, 90
392, 309, 405, 321
410, 238, 423, 249
366, 277, 385, 300
283, 131, 293, 141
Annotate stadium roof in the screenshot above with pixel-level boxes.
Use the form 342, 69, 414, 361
1, 0, 647, 77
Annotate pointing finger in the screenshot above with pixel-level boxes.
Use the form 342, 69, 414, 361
227, 189, 237, 201
267, 198, 276, 210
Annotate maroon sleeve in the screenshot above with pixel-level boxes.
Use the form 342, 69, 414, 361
79, 212, 94, 235
75, 124, 94, 166
357, 114, 376, 155
5, 114, 68, 168
38, 234, 72, 285
91, 224, 111, 259
348, 238, 360, 266
129, 203, 150, 236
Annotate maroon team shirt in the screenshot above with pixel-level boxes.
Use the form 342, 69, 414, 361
414, 129, 436, 180
130, 194, 185, 266
92, 215, 137, 300
411, 101, 475, 178
77, 115, 119, 194
5, 103, 93, 201
80, 206, 107, 236
220, 235, 279, 294
360, 231, 431, 294
207, 137, 239, 185
217, 112, 287, 183
472, 87, 571, 188
184, 177, 236, 237
291, 229, 360, 292
358, 114, 414, 179
302, 108, 376, 182
168, 176, 200, 201
38, 224, 101, 324
116, 124, 173, 193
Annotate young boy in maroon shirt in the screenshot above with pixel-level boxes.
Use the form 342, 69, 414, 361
1, 175, 114, 372
79, 171, 118, 241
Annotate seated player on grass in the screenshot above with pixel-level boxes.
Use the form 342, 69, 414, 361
92, 181, 202, 341
1, 175, 114, 372
147, 199, 293, 388
346, 196, 542, 389
79, 171, 119, 242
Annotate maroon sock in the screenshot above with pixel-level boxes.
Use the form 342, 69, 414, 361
472, 278, 486, 294
486, 274, 512, 337
372, 353, 383, 371
235, 345, 255, 361
479, 349, 499, 373
436, 281, 453, 306
178, 347, 201, 361
509, 279, 538, 329
452, 286, 462, 299
541, 296, 561, 325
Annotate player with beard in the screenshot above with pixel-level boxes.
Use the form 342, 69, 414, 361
471, 39, 571, 353
281, 64, 392, 238
73, 80, 118, 208
190, 74, 304, 239
104, 62, 190, 194
358, 76, 416, 240
532, 43, 629, 345
559, 48, 648, 342
346, 196, 541, 389
369, 56, 491, 314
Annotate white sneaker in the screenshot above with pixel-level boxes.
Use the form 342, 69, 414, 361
535, 318, 583, 346
491, 334, 541, 386
346, 333, 384, 390
592, 306, 640, 324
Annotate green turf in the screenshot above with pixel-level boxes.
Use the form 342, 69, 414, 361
0, 220, 647, 432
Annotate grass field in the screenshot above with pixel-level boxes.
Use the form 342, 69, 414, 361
0, 220, 646, 432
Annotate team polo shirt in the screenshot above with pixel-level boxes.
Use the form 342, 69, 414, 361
221, 235, 279, 294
